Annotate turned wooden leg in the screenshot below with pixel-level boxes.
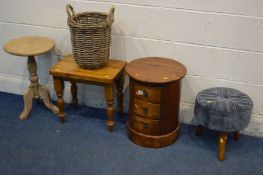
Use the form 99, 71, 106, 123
19, 56, 38, 120
38, 85, 59, 114
233, 131, 240, 141
195, 125, 204, 136
26, 56, 59, 116
104, 84, 114, 132
53, 77, 65, 123
27, 56, 39, 97
19, 87, 34, 120
116, 72, 125, 115
218, 132, 228, 161
70, 81, 78, 109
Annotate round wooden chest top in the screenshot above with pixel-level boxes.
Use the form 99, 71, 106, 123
125, 57, 187, 84
3, 36, 55, 57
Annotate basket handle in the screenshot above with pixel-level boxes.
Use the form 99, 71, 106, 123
107, 6, 115, 25
66, 4, 76, 20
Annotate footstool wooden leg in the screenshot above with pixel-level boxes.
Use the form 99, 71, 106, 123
195, 125, 204, 136
19, 87, 34, 120
116, 72, 125, 115
218, 132, 228, 161
54, 77, 65, 123
104, 84, 114, 132
233, 131, 240, 141
70, 81, 78, 109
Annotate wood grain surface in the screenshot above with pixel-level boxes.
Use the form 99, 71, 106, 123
126, 57, 186, 148
3, 36, 55, 56
49, 54, 127, 84
125, 57, 187, 84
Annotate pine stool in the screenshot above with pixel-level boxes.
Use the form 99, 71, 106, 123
194, 87, 253, 161
3, 36, 59, 120
49, 54, 126, 132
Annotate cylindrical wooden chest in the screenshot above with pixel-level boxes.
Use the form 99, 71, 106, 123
125, 57, 187, 148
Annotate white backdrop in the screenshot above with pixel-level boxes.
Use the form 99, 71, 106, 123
0, 0, 262, 137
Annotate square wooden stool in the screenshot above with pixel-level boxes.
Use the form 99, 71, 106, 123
49, 54, 126, 132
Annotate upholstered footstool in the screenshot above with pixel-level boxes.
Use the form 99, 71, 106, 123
194, 87, 253, 161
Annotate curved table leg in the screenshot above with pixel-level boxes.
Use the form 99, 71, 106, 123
38, 85, 59, 114
20, 56, 59, 120
19, 87, 34, 120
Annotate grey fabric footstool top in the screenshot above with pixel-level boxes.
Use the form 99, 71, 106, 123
194, 87, 253, 132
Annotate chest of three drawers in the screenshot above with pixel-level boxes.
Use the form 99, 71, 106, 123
125, 57, 186, 148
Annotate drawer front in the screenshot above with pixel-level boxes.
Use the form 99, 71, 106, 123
129, 115, 160, 135
134, 82, 161, 103
134, 99, 160, 119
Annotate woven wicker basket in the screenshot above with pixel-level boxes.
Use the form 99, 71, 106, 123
66, 4, 115, 69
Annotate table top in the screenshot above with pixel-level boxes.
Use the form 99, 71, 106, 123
3, 36, 55, 56
125, 57, 187, 84
49, 54, 127, 84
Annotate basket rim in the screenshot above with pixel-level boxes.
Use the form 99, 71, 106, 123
68, 12, 111, 29
75, 11, 108, 16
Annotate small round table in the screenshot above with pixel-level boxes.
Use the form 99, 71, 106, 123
4, 36, 59, 120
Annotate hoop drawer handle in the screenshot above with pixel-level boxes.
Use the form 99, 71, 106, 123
142, 107, 148, 115
134, 104, 148, 115
136, 89, 148, 97
143, 123, 148, 129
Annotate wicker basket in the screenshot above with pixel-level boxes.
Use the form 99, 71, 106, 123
66, 4, 115, 69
